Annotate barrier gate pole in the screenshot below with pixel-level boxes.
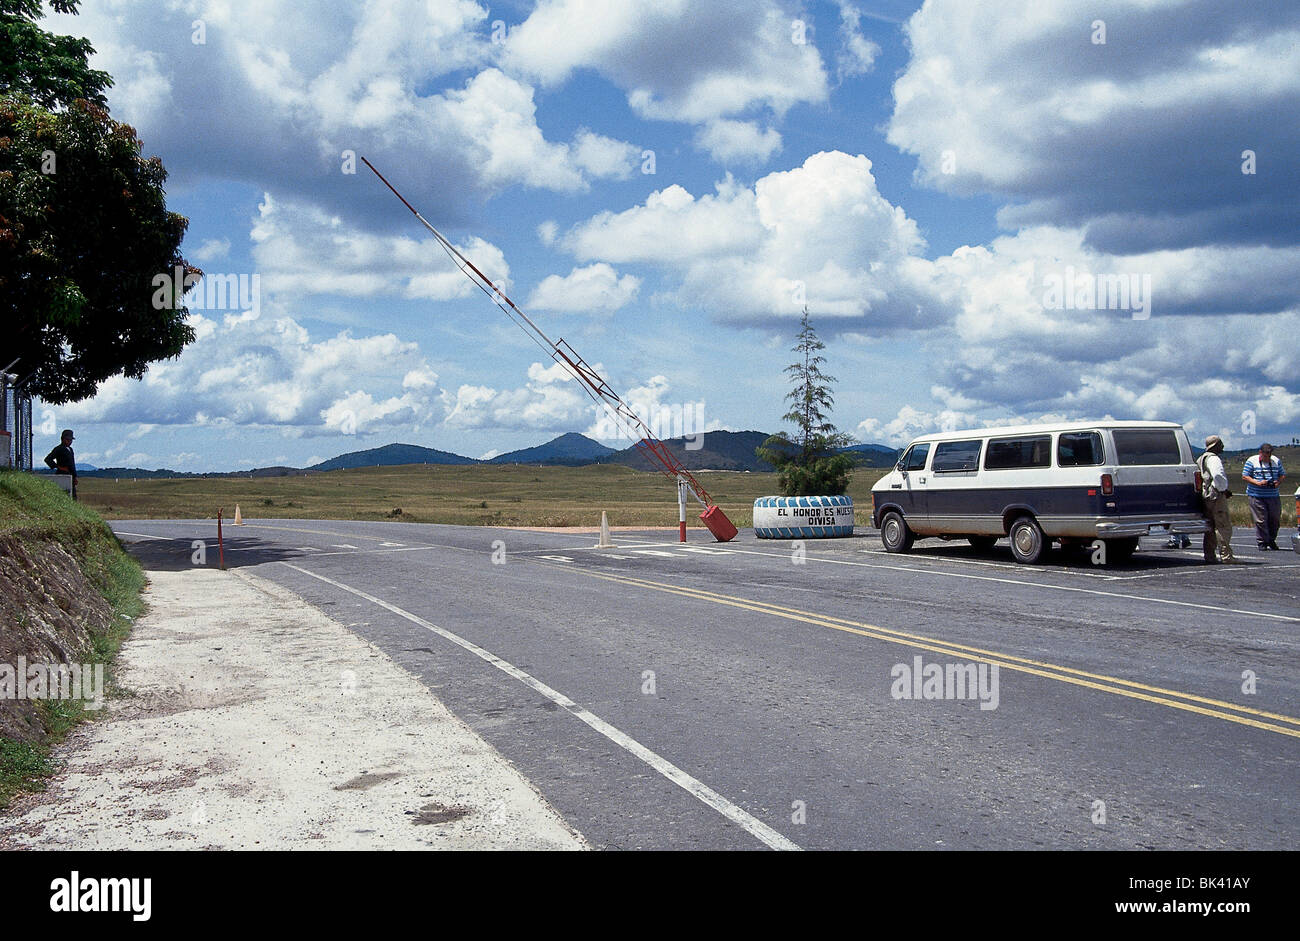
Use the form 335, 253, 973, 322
678, 477, 688, 543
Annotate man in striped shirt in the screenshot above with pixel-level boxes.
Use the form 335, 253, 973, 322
1242, 443, 1286, 550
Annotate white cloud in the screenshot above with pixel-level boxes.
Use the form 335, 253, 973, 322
561, 151, 933, 323
527, 263, 641, 314
503, 0, 828, 159
571, 129, 640, 180
441, 360, 588, 433
194, 238, 231, 263
693, 119, 783, 164
886, 0, 1300, 251
57, 311, 444, 438
835, 2, 882, 80
250, 193, 511, 300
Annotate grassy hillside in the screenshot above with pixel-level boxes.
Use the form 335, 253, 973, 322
0, 470, 145, 809
77, 463, 894, 529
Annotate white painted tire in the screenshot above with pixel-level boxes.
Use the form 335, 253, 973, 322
753, 495, 854, 539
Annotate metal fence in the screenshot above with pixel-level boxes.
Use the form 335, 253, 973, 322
1, 372, 34, 470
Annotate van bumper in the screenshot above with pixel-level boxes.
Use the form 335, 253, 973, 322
1095, 517, 1209, 538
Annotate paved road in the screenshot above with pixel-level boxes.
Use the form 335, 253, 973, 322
111, 518, 1300, 850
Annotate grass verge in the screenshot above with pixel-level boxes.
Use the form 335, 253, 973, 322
0, 469, 145, 810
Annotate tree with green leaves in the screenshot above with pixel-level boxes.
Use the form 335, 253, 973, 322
1, 0, 196, 404
756, 307, 857, 496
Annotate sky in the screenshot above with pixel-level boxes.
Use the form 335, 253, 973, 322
35, 0, 1300, 471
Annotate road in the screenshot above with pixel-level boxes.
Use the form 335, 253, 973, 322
110, 518, 1300, 850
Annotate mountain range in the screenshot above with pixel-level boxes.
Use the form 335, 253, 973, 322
70, 431, 900, 477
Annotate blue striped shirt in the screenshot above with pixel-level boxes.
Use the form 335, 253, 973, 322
1242, 455, 1284, 498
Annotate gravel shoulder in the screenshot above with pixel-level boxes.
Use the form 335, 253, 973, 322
1, 567, 586, 850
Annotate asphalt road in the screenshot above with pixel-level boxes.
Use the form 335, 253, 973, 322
110, 518, 1300, 850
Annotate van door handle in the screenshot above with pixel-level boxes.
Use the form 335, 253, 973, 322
918, 476, 926, 483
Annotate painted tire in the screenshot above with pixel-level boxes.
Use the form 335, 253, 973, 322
753, 495, 855, 539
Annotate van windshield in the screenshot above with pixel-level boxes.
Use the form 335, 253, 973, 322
1113, 429, 1181, 465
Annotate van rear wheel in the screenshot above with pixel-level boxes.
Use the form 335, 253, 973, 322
1009, 516, 1046, 564
880, 511, 914, 553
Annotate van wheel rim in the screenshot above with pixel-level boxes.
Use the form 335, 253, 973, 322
1014, 527, 1038, 555
885, 519, 900, 545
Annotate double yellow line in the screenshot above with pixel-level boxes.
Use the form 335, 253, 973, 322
551, 563, 1300, 740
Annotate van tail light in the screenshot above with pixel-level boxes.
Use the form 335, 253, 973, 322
1101, 473, 1114, 496
1194, 470, 1203, 492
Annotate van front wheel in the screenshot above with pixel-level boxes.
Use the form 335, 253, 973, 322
1009, 516, 1046, 564
880, 511, 914, 553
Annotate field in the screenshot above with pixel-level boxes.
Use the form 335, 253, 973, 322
78, 464, 892, 529
76, 448, 1298, 532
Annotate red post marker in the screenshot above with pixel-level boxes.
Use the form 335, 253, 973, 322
678, 478, 688, 543
217, 508, 226, 571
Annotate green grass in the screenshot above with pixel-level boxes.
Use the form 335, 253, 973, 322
0, 469, 145, 809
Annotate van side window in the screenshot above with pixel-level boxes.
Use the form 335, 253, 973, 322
1057, 431, 1104, 466
902, 443, 931, 471
1113, 430, 1181, 465
932, 439, 982, 472
984, 435, 1051, 470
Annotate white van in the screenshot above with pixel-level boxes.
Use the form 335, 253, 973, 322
870, 421, 1209, 564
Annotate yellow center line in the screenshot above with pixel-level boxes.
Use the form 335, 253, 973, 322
542, 563, 1300, 739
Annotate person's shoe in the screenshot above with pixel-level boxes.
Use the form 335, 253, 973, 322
1268, 541, 1280, 550
1258, 544, 1268, 551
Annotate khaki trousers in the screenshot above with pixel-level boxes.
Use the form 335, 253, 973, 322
1203, 494, 1234, 561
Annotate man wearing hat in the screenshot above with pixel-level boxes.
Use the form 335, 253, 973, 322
1197, 435, 1235, 563
1242, 443, 1286, 550
43, 428, 78, 500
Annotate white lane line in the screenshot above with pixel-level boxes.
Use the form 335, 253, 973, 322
279, 563, 801, 852
114, 531, 177, 540
628, 541, 1300, 624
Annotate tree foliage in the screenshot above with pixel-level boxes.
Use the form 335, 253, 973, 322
756, 307, 857, 496
0, 1, 196, 404
0, 1, 110, 109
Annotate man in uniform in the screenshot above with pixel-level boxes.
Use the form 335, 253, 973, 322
43, 428, 77, 500
1197, 435, 1235, 563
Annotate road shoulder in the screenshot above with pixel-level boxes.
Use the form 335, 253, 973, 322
1, 567, 586, 850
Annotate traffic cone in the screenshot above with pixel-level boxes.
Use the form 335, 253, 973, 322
596, 511, 613, 548
233, 504, 244, 525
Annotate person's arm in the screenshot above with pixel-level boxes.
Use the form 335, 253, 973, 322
44, 449, 58, 471
1242, 459, 1262, 487
1211, 455, 1230, 493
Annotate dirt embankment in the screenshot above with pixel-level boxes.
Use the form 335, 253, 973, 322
0, 532, 118, 743
0, 471, 144, 761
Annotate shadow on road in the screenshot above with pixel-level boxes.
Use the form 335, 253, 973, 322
119, 535, 309, 572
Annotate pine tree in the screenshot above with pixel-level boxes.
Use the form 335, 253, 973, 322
756, 307, 856, 496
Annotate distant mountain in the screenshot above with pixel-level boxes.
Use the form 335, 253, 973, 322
307, 442, 477, 472
606, 430, 776, 472
842, 442, 901, 467
489, 433, 615, 466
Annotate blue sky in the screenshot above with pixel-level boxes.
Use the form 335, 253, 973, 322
39, 0, 1300, 470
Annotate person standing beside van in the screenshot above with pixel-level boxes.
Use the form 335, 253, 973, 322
1198, 435, 1235, 563
1243, 443, 1286, 550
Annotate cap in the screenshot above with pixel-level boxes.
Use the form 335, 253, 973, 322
1204, 434, 1223, 449
60, 429, 74, 440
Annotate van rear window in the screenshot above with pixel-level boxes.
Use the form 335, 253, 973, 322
1058, 431, 1104, 466
1113, 430, 1181, 465
984, 435, 1051, 470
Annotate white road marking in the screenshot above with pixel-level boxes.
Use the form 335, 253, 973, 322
296, 546, 320, 552
628, 541, 1300, 624
379, 542, 405, 547
635, 550, 679, 558
331, 544, 359, 549
114, 531, 175, 540
279, 563, 801, 852
538, 555, 574, 563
